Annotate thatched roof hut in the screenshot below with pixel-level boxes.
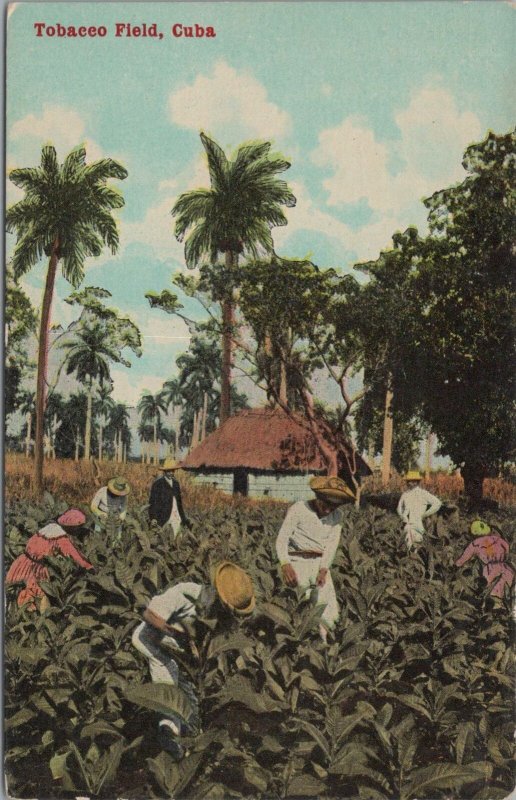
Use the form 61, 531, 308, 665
181, 407, 371, 500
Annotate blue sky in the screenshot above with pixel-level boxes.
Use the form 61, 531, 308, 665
6, 1, 515, 413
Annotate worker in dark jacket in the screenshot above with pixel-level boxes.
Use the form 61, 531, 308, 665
148, 458, 190, 535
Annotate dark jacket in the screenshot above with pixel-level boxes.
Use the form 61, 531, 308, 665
148, 476, 189, 528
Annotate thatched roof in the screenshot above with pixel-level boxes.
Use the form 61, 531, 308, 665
181, 407, 371, 478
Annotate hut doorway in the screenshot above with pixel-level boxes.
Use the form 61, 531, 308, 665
233, 468, 248, 496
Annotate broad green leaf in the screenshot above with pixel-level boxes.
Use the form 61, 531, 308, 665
296, 719, 331, 759
215, 675, 286, 714
404, 762, 493, 798
455, 721, 475, 765
125, 682, 193, 723
50, 751, 69, 780
286, 773, 326, 796
5, 707, 35, 730
207, 631, 253, 659
80, 721, 125, 739
147, 751, 203, 795
258, 602, 294, 631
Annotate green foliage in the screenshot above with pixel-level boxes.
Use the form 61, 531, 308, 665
6, 145, 127, 286
4, 490, 515, 798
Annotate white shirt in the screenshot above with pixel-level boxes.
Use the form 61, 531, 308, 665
275, 501, 342, 570
91, 486, 127, 520
397, 486, 441, 532
148, 582, 203, 626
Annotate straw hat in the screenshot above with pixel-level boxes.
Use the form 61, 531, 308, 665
159, 458, 183, 472
213, 561, 256, 615
309, 476, 355, 503
405, 470, 422, 482
107, 477, 131, 496
57, 509, 86, 527
470, 519, 491, 536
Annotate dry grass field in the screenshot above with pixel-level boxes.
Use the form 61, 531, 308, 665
5, 452, 514, 510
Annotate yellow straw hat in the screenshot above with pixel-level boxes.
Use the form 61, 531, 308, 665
309, 476, 355, 503
213, 561, 256, 616
159, 458, 183, 471
107, 477, 131, 496
405, 470, 422, 482
470, 520, 491, 537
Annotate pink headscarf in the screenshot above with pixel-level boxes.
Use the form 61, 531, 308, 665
57, 509, 86, 527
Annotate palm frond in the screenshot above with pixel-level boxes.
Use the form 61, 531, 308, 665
82, 157, 128, 183
200, 132, 228, 192
40, 144, 59, 175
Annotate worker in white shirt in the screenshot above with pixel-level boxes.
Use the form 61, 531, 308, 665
397, 470, 442, 550
276, 475, 355, 641
132, 561, 255, 760
90, 476, 130, 536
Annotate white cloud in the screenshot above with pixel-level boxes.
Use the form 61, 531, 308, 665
9, 104, 103, 163
274, 180, 409, 264
110, 370, 166, 407
312, 84, 482, 215
121, 155, 210, 260
169, 60, 291, 141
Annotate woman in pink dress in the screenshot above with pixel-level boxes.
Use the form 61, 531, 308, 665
6, 508, 93, 610
456, 519, 514, 599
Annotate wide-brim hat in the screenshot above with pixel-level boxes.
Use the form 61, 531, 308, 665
213, 561, 256, 616
57, 509, 86, 527
309, 476, 355, 503
405, 470, 422, 482
470, 519, 491, 536
107, 477, 131, 496
159, 458, 183, 471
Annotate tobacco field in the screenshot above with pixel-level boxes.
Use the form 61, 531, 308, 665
4, 492, 515, 799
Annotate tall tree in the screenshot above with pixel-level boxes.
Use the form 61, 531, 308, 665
5, 266, 37, 417
58, 322, 119, 460
108, 403, 131, 463
408, 129, 516, 503
94, 386, 115, 461
353, 228, 424, 485
171, 133, 296, 423
137, 391, 168, 465
18, 391, 36, 457
6, 145, 127, 494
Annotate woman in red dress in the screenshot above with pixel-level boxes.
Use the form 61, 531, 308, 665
6, 508, 93, 610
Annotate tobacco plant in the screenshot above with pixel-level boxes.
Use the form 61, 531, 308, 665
4, 494, 514, 798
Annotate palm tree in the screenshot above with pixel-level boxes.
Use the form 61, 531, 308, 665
18, 390, 36, 456
162, 377, 182, 434
6, 145, 127, 494
108, 403, 131, 463
172, 133, 295, 424
44, 392, 64, 459
137, 421, 154, 464
59, 322, 119, 460
94, 385, 115, 461
137, 391, 168, 465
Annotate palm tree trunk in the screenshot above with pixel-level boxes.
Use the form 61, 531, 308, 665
34, 240, 59, 496
381, 380, 394, 487
424, 431, 434, 481
98, 423, 103, 461
367, 438, 376, 471
220, 250, 235, 425
84, 381, 93, 461
201, 392, 208, 441
279, 359, 288, 406
153, 419, 158, 465
25, 412, 32, 457
75, 429, 80, 461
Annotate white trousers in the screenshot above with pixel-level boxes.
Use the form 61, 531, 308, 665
132, 622, 198, 735
290, 557, 339, 630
